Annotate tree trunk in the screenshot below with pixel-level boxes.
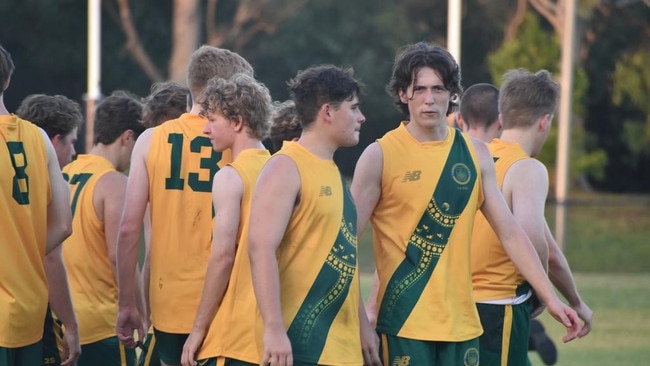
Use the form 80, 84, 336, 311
169, 0, 199, 83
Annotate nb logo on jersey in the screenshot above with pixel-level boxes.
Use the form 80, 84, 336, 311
392, 356, 411, 366
319, 186, 333, 196
402, 170, 421, 182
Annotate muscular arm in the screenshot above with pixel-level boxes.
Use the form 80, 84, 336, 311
546, 222, 593, 337
248, 155, 299, 365
473, 138, 580, 342
182, 167, 243, 366
504, 158, 550, 270
350, 142, 383, 365
42, 129, 72, 253
350, 143, 382, 323
116, 129, 152, 346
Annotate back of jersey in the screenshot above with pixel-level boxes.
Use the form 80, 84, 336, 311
0, 115, 50, 347
145, 113, 223, 333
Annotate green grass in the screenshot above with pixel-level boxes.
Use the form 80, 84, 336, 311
546, 199, 650, 273
528, 273, 650, 366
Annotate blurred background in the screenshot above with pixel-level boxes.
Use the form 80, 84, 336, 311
1, 0, 649, 191
1, 1, 648, 364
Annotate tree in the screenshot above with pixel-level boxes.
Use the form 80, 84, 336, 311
111, 0, 308, 83
487, 12, 607, 191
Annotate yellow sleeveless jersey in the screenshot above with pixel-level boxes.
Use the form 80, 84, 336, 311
146, 113, 228, 333
0, 115, 50, 347
472, 139, 530, 302
62, 154, 119, 344
197, 149, 270, 362
261, 142, 362, 365
372, 123, 484, 342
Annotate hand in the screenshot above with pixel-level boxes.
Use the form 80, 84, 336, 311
360, 321, 381, 366
545, 297, 581, 343
181, 329, 206, 366
572, 301, 594, 338
60, 325, 81, 366
116, 305, 144, 348
261, 328, 293, 366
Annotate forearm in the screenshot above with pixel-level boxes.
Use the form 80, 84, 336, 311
548, 240, 582, 306
44, 249, 78, 332
116, 225, 141, 307
250, 249, 285, 331
365, 270, 380, 325
501, 229, 556, 303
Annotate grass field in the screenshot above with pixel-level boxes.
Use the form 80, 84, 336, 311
358, 193, 650, 365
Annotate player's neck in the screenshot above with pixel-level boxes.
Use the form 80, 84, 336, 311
297, 130, 337, 161
230, 136, 266, 160
0, 97, 9, 115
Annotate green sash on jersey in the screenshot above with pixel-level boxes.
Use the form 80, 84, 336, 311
287, 176, 357, 363
378, 131, 477, 334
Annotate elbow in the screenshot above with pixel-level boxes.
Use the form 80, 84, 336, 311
57, 220, 73, 243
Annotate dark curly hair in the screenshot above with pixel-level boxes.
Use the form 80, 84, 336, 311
288, 65, 364, 129
16, 94, 83, 138
270, 100, 301, 152
387, 42, 462, 116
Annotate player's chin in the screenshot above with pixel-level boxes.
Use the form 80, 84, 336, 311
339, 131, 360, 147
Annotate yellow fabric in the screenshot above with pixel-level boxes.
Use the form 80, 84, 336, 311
472, 139, 529, 301
372, 123, 483, 341
257, 142, 362, 365
0, 115, 50, 347
197, 149, 270, 362
146, 113, 229, 333
62, 154, 119, 344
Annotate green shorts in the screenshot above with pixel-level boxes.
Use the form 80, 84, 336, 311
137, 331, 160, 366
42, 305, 62, 366
379, 333, 479, 366
152, 328, 188, 365
198, 356, 257, 366
0, 341, 43, 366
476, 302, 531, 366
77, 336, 136, 366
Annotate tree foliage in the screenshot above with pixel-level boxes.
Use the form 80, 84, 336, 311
487, 12, 607, 188
0, 0, 648, 191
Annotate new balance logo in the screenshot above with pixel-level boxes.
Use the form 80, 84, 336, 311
319, 186, 332, 196
392, 355, 411, 366
402, 170, 421, 182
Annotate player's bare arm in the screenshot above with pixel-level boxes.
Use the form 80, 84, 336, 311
473, 138, 581, 342
249, 155, 299, 366
116, 128, 153, 346
181, 167, 244, 366
42, 128, 72, 253
503, 158, 551, 269
350, 142, 383, 323
546, 223, 593, 338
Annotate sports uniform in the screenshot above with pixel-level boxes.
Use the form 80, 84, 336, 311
260, 141, 362, 365
1, 115, 50, 365
471, 139, 533, 366
146, 113, 224, 364
197, 149, 270, 365
62, 154, 135, 365
372, 123, 482, 365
